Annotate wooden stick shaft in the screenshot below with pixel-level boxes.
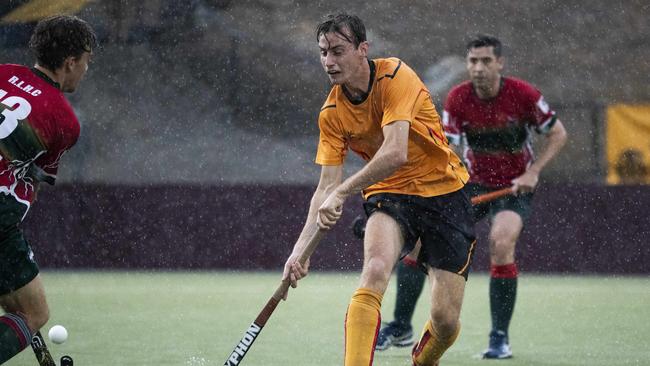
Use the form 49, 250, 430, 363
224, 228, 325, 366
470, 187, 514, 205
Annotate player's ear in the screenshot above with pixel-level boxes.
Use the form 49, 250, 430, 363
63, 54, 84, 72
496, 56, 505, 71
357, 41, 369, 58
62, 56, 76, 72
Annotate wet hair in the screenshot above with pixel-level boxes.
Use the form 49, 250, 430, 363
29, 15, 97, 71
466, 34, 502, 57
316, 13, 366, 48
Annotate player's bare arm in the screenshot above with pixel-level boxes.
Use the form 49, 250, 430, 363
512, 120, 568, 193
281, 164, 342, 299
318, 120, 410, 230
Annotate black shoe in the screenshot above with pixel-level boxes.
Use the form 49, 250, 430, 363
481, 330, 513, 359
375, 321, 414, 351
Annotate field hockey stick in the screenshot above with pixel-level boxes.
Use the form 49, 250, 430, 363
223, 228, 325, 366
470, 186, 515, 205
31, 332, 56, 366
31, 331, 73, 366
31, 332, 73, 366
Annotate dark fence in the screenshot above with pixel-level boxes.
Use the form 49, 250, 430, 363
23, 183, 649, 274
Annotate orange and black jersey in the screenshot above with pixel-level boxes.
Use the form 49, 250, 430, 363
315, 58, 468, 199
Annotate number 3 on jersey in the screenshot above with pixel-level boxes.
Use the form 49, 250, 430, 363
0, 88, 32, 139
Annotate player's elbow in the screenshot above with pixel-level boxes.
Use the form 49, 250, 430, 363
552, 121, 568, 147
385, 149, 408, 170
559, 125, 568, 144
396, 151, 408, 167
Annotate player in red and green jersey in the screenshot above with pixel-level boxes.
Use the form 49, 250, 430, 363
283, 14, 476, 366
376, 35, 568, 360
0, 15, 96, 364
445, 35, 567, 359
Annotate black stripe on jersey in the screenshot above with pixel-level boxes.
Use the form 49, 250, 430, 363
377, 60, 402, 81
30, 67, 61, 89
321, 104, 336, 111
465, 125, 528, 153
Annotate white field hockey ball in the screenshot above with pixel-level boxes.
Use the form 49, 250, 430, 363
48, 325, 68, 344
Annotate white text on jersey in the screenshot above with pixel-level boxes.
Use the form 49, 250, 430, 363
7, 76, 42, 97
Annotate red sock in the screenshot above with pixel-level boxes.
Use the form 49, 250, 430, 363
490, 263, 518, 279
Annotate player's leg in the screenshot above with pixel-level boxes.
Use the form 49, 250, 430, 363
0, 228, 50, 364
412, 268, 465, 366
394, 257, 426, 328
411, 188, 476, 366
0, 275, 49, 364
376, 248, 426, 350
483, 210, 522, 359
345, 211, 403, 366
354, 216, 426, 351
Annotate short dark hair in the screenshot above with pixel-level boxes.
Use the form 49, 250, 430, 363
466, 34, 502, 57
316, 13, 366, 48
29, 15, 97, 71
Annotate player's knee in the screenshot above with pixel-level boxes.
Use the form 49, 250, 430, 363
430, 309, 460, 339
368, 257, 393, 277
489, 224, 519, 247
360, 257, 393, 290
489, 236, 515, 257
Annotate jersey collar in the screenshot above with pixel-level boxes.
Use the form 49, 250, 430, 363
342, 58, 376, 105
472, 76, 505, 101
30, 67, 61, 90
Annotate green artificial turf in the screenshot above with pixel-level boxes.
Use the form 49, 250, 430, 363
6, 271, 649, 365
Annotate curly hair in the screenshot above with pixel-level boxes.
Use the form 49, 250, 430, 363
29, 15, 97, 71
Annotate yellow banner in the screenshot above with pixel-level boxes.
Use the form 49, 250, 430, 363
606, 104, 650, 185
1, 0, 90, 24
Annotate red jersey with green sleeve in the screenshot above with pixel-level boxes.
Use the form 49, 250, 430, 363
0, 64, 80, 220
442, 77, 557, 188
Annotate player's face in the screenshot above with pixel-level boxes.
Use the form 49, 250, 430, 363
319, 30, 367, 85
467, 46, 503, 90
62, 51, 92, 93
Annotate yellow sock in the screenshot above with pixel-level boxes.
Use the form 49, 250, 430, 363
412, 319, 461, 366
344, 288, 383, 366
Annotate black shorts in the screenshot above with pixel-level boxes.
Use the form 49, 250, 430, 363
363, 187, 477, 279
466, 183, 534, 223
0, 226, 39, 295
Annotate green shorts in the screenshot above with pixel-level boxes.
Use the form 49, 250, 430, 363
0, 226, 39, 295
466, 183, 534, 223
